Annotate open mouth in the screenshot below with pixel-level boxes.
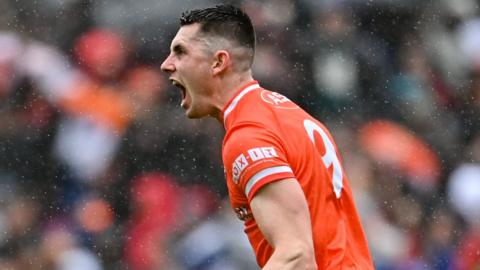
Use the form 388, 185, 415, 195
170, 79, 187, 104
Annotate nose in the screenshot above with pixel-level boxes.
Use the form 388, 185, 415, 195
160, 54, 175, 73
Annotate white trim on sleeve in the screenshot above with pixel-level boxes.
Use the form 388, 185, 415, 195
244, 165, 293, 197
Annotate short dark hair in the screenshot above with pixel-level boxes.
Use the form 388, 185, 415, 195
180, 4, 256, 52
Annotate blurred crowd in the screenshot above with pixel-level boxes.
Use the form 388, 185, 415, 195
0, 0, 480, 269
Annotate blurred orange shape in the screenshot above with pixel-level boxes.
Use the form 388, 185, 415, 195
358, 120, 441, 188
76, 198, 114, 233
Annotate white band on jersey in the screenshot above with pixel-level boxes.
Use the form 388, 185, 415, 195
245, 165, 293, 198
223, 83, 261, 125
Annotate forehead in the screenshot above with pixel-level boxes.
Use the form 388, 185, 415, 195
170, 24, 203, 48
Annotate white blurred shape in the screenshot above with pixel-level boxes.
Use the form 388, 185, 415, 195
442, 0, 478, 18
448, 163, 480, 225
0, 32, 22, 63
458, 18, 480, 69
57, 249, 102, 270
313, 52, 357, 99
54, 118, 120, 181
18, 42, 83, 103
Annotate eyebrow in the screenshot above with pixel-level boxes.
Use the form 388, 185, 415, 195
172, 44, 185, 54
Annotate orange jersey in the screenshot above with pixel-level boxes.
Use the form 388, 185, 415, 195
221, 81, 374, 269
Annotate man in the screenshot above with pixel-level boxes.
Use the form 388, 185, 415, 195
161, 4, 374, 269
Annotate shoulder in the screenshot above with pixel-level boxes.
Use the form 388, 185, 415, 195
222, 121, 286, 179
223, 122, 282, 159
222, 122, 295, 200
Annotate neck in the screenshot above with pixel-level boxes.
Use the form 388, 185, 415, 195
210, 71, 254, 122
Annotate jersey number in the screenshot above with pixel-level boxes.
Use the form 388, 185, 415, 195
303, 119, 343, 198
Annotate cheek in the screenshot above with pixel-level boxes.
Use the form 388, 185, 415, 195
190, 64, 211, 83
191, 56, 211, 71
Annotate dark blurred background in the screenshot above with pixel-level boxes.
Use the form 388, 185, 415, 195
0, 0, 480, 269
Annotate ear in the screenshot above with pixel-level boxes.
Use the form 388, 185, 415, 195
212, 50, 230, 76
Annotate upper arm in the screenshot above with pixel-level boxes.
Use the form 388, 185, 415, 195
223, 124, 317, 268
250, 178, 314, 249
250, 178, 317, 269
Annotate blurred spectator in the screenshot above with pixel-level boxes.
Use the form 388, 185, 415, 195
74, 29, 129, 81
460, 71, 480, 142
174, 199, 258, 270
458, 17, 480, 72
40, 227, 102, 270
424, 207, 458, 270
448, 132, 480, 269
52, 28, 132, 185
311, 5, 359, 108
124, 173, 183, 270
455, 226, 480, 270
448, 134, 480, 226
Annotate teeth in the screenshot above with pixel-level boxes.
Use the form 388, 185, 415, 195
171, 80, 184, 90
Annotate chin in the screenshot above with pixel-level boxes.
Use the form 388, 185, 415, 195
186, 113, 201, 119
185, 108, 207, 119
184, 100, 212, 119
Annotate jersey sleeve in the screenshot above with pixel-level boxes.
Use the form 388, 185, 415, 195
223, 123, 295, 202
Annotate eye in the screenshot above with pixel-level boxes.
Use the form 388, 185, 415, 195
173, 45, 186, 56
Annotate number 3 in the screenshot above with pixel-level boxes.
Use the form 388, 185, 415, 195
303, 119, 343, 198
